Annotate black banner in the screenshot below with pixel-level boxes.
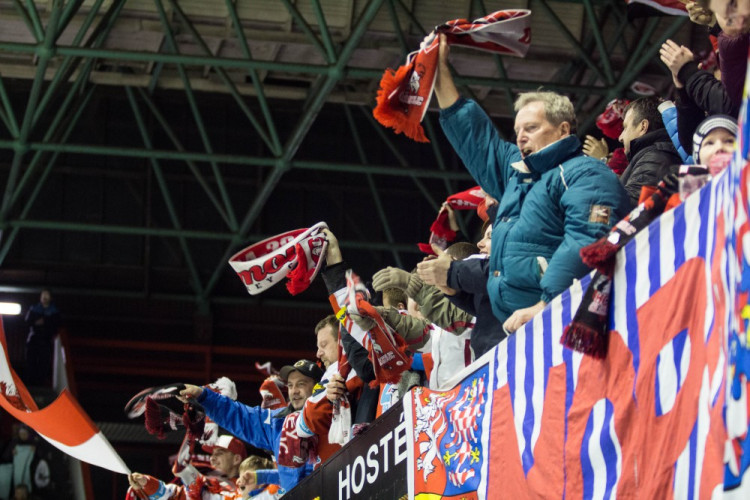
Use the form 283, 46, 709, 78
284, 400, 408, 500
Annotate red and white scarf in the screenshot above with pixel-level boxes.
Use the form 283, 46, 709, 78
373, 10, 531, 142
229, 222, 328, 296
418, 185, 486, 254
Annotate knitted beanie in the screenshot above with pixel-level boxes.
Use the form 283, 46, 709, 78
692, 114, 738, 164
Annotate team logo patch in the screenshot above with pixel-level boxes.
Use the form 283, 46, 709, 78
589, 204, 612, 224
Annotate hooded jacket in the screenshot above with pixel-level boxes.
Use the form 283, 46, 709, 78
620, 128, 681, 205
439, 98, 631, 322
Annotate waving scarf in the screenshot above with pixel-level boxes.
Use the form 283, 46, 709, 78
373, 10, 531, 142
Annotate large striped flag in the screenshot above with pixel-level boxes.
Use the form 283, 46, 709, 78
405, 79, 750, 498
0, 317, 130, 475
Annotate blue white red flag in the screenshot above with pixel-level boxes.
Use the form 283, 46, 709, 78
405, 59, 750, 498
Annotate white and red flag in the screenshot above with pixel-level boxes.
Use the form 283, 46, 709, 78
0, 317, 130, 475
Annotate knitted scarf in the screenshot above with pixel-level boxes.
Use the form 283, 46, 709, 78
329, 322, 352, 445
418, 185, 485, 254
561, 174, 679, 358
343, 270, 410, 387
229, 222, 328, 296
373, 10, 531, 142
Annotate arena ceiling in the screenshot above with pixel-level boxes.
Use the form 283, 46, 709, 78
0, 0, 702, 421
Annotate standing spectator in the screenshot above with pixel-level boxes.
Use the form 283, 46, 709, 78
23, 290, 60, 387
179, 361, 322, 492
618, 97, 682, 205
431, 33, 630, 333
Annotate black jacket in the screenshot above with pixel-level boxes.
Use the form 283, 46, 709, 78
621, 129, 681, 205
678, 62, 739, 118
446, 257, 506, 357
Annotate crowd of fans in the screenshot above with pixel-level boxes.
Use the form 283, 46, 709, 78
4, 1, 740, 499
127, 1, 747, 497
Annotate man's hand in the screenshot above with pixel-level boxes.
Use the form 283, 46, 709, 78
128, 472, 148, 491
178, 384, 203, 402
440, 203, 459, 232
582, 135, 609, 161
503, 301, 546, 334
660, 40, 694, 89
237, 470, 257, 494
686, 1, 715, 25
434, 33, 460, 109
416, 246, 452, 287
372, 267, 411, 292
326, 373, 346, 403
322, 228, 343, 266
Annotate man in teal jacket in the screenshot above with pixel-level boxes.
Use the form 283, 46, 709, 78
418, 34, 631, 334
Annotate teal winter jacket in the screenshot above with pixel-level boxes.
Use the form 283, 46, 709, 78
439, 98, 631, 321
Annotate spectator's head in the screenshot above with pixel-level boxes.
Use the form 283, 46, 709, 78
279, 359, 323, 410
620, 97, 664, 154
314, 315, 339, 368
236, 455, 276, 495
477, 221, 493, 255
711, 0, 748, 35
693, 114, 738, 165
202, 435, 247, 477
40, 289, 52, 308
514, 91, 576, 158
446, 242, 479, 260
382, 288, 407, 310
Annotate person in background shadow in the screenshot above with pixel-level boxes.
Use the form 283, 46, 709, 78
24, 290, 60, 387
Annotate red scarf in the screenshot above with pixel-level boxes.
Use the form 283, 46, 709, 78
418, 186, 486, 254
373, 10, 531, 142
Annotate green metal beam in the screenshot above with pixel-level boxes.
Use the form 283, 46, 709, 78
31, 0, 119, 131
0, 40, 612, 97
534, 0, 608, 85
1, 220, 423, 252
200, 0, 388, 300
310, 0, 339, 62
1, 0, 64, 219
279, 0, 334, 63
343, 105, 402, 268
0, 139, 473, 180
4, 55, 96, 220
224, 0, 282, 156
125, 86, 205, 298
0, 86, 96, 267
154, 0, 238, 231
581, 0, 614, 85
166, 0, 280, 156
0, 75, 19, 137
579, 15, 687, 134
359, 106, 441, 212
56, 0, 86, 40
134, 87, 236, 230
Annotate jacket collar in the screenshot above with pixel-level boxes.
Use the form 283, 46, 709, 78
518, 135, 582, 175
627, 128, 671, 161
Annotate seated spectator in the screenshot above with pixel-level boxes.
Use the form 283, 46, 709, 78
619, 97, 681, 205
127, 435, 248, 499
179, 361, 323, 492
432, 33, 630, 333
